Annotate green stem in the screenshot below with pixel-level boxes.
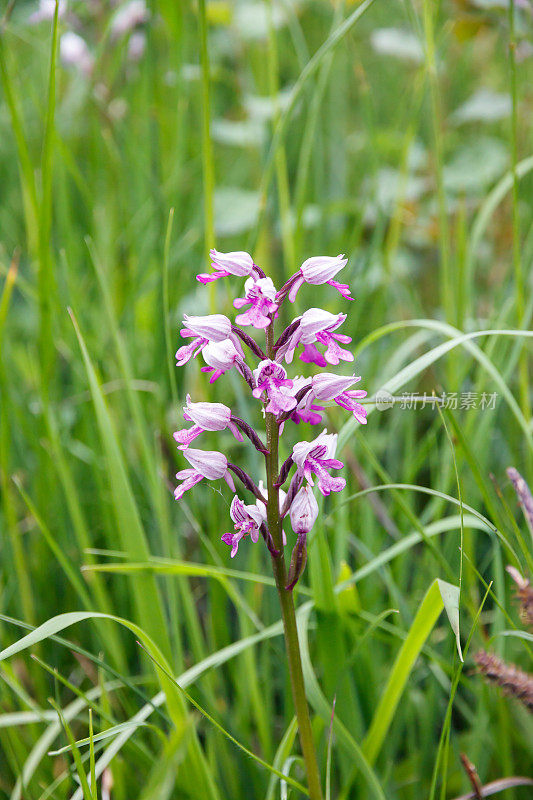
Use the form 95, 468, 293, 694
508, 0, 530, 421
422, 0, 452, 325
198, 0, 216, 314
264, 325, 323, 800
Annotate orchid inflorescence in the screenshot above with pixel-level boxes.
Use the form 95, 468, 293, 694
173, 250, 367, 590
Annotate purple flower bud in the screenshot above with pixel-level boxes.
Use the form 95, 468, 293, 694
290, 485, 319, 534
211, 249, 255, 276
221, 495, 265, 557
300, 255, 347, 285
234, 277, 278, 329
292, 430, 346, 496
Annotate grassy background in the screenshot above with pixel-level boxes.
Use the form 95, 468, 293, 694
0, 0, 532, 798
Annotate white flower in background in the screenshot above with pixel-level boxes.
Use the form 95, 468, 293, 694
111, 1, 149, 40
127, 31, 146, 62
60, 32, 94, 76
29, 0, 67, 24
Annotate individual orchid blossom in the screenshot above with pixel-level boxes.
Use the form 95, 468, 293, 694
278, 254, 352, 303
175, 313, 233, 366
173, 395, 243, 449
172, 247, 368, 798
277, 308, 353, 367
234, 277, 278, 328
286, 377, 324, 426
201, 339, 245, 383
252, 360, 296, 415
292, 430, 346, 496
221, 496, 265, 557
174, 448, 235, 500
197, 249, 256, 284
311, 373, 367, 424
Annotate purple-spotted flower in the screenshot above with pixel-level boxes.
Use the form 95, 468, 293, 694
252, 360, 296, 415
221, 496, 265, 557
234, 277, 278, 329
197, 249, 256, 284
292, 430, 346, 496
277, 308, 353, 367
311, 373, 367, 424
173, 395, 243, 449
174, 448, 235, 500
176, 314, 233, 366
280, 255, 352, 303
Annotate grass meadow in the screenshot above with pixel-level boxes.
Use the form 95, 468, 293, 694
1, 0, 533, 798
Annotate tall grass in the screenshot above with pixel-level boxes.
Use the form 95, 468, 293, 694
0, 1, 532, 799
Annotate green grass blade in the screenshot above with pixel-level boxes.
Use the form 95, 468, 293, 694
362, 579, 459, 765
137, 641, 310, 797
48, 699, 93, 800
68, 308, 170, 658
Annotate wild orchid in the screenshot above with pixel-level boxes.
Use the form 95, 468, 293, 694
172, 250, 367, 800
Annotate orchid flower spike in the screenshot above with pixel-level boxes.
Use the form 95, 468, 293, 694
172, 248, 368, 586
